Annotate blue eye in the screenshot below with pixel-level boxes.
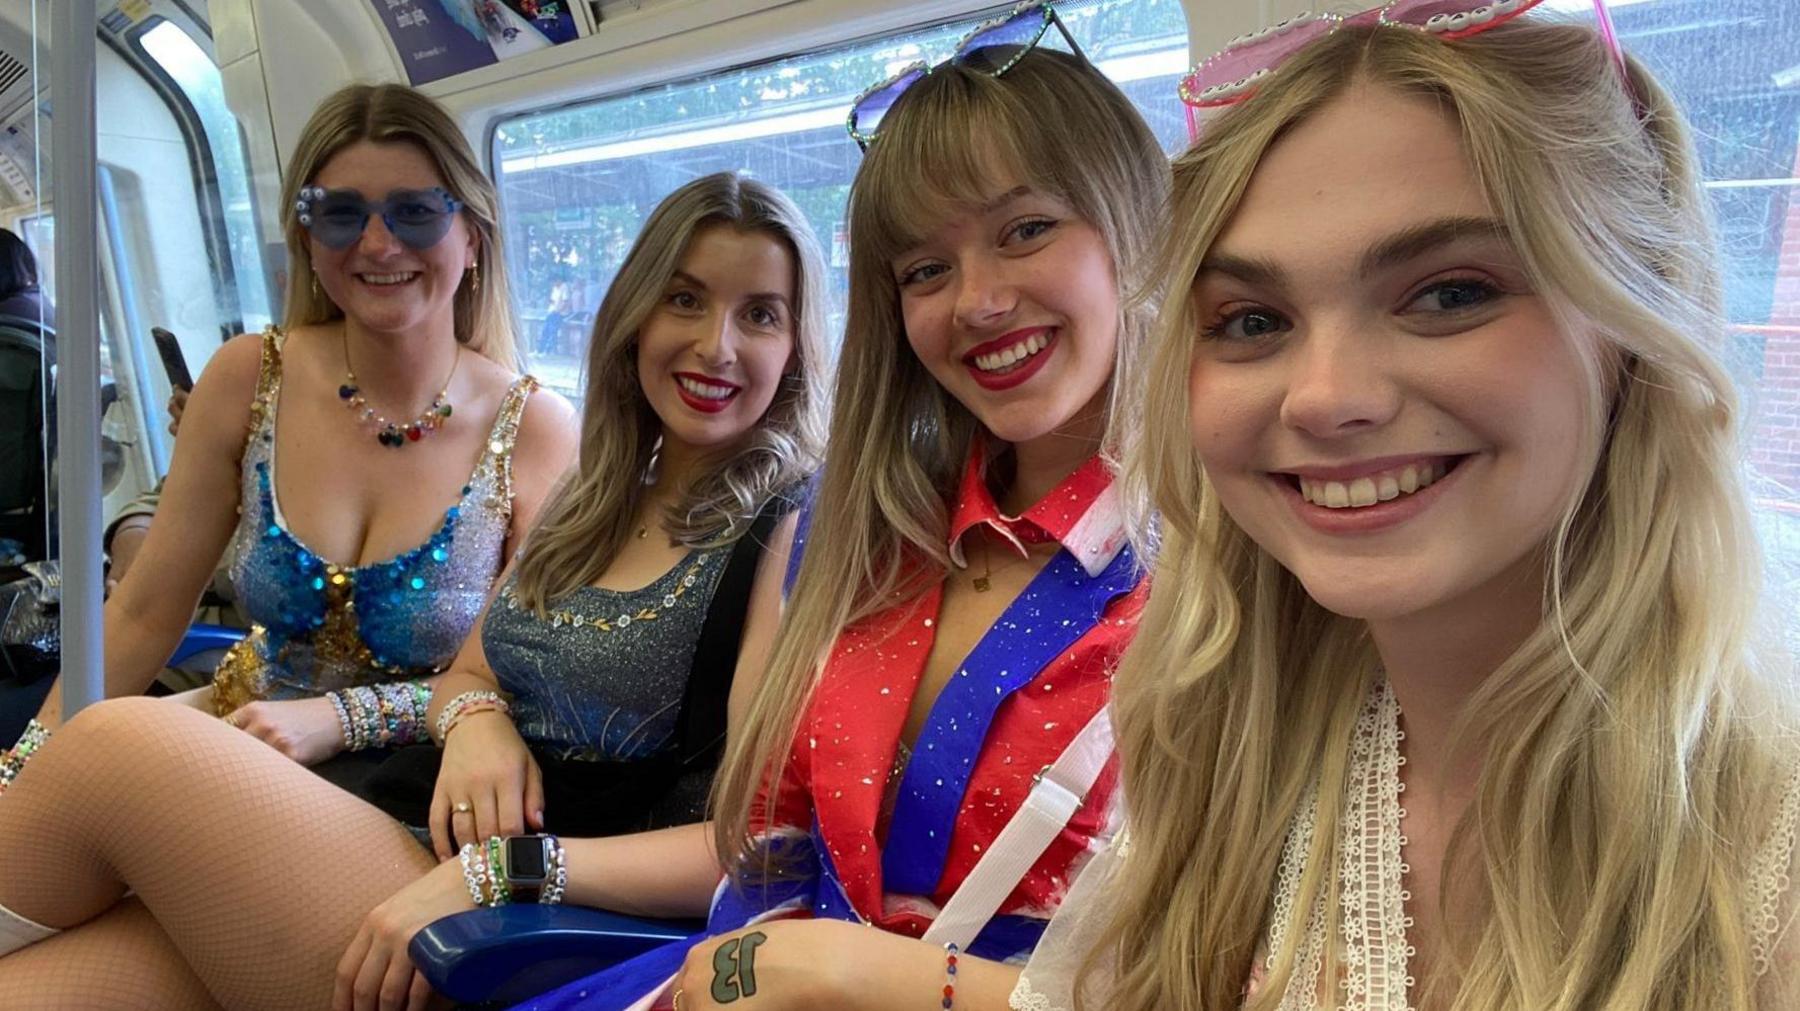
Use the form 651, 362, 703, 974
898, 263, 948, 287
1008, 218, 1056, 243
1406, 279, 1499, 314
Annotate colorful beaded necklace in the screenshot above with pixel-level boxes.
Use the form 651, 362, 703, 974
338, 329, 458, 447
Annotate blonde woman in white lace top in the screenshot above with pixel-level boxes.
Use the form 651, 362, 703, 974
1013, 12, 1799, 1011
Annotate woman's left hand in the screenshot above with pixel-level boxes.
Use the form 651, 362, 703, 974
333, 856, 470, 1011
669, 919, 926, 1011
223, 696, 346, 766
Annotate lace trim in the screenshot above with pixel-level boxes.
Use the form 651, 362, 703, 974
1008, 976, 1056, 1011
1748, 758, 1800, 978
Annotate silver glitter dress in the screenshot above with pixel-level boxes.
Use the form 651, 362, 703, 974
212, 329, 537, 711
485, 546, 731, 824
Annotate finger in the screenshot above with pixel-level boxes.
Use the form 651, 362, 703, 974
333, 927, 374, 1011
428, 790, 453, 861
352, 938, 391, 1011
379, 952, 415, 1011
474, 787, 502, 848
451, 805, 477, 852
407, 967, 433, 1011
524, 760, 546, 832
497, 775, 528, 838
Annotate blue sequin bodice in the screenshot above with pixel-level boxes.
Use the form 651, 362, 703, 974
214, 331, 537, 705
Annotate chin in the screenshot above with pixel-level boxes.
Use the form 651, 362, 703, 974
1289, 568, 1448, 623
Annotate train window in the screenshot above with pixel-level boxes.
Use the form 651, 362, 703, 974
491, 0, 1189, 400
1596, 0, 1800, 634
136, 19, 274, 335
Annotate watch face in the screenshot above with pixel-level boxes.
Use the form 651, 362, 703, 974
506, 836, 548, 882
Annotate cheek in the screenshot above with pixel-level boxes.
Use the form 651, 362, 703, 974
1186, 356, 1268, 469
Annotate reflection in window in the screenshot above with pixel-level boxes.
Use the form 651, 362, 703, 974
139, 20, 272, 334
492, 0, 1189, 400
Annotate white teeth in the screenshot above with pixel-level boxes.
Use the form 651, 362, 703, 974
360, 272, 417, 285
677, 376, 735, 400
973, 332, 1049, 373
1298, 460, 1452, 510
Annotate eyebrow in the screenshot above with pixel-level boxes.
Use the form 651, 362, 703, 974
669, 270, 792, 310
978, 185, 1035, 215
1198, 216, 1511, 288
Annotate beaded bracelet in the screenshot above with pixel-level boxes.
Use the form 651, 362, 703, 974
540, 837, 568, 906
329, 681, 434, 750
458, 842, 489, 907
435, 690, 511, 744
0, 719, 50, 796
484, 836, 513, 905
941, 942, 959, 1009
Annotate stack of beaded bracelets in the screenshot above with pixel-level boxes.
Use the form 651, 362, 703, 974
326, 681, 433, 751
457, 835, 567, 907
0, 719, 50, 796
435, 689, 512, 743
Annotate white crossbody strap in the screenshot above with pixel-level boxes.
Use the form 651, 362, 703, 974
921, 704, 1115, 951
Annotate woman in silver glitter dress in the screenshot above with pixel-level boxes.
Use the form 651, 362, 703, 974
0, 172, 829, 1010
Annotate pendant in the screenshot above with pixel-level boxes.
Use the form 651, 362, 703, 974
972, 576, 990, 592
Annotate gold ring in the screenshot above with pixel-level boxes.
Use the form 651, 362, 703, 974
671, 988, 685, 1011
454, 801, 472, 814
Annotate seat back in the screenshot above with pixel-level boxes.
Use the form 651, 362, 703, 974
0, 317, 52, 562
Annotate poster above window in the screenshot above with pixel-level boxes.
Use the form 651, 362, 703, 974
370, 0, 591, 85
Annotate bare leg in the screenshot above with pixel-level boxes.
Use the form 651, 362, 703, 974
0, 697, 436, 1008
0, 898, 223, 1010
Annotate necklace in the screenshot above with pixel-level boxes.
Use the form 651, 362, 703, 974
338, 330, 458, 448
973, 538, 994, 592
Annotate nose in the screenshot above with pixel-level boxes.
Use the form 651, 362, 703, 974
1278, 320, 1402, 439
355, 213, 404, 258
952, 253, 1017, 331
693, 311, 738, 369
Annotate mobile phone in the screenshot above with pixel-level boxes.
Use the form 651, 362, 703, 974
150, 327, 194, 392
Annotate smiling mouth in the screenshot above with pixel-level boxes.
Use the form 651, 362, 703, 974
966, 330, 1053, 375
1280, 455, 1470, 510
676, 374, 739, 401
356, 272, 419, 286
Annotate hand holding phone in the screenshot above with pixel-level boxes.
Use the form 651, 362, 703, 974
150, 326, 194, 392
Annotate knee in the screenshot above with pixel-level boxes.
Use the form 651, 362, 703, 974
57, 696, 217, 767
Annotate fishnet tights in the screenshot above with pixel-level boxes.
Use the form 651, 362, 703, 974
0, 697, 437, 1008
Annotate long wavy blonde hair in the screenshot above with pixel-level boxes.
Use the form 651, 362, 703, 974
712, 48, 1170, 868
509, 173, 830, 612
1092, 21, 1798, 1011
279, 83, 520, 369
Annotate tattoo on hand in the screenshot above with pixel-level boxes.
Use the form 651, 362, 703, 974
709, 930, 768, 1003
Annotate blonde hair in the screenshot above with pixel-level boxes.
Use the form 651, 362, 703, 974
509, 172, 830, 612
713, 49, 1170, 869
1096, 22, 1797, 1011
279, 83, 520, 370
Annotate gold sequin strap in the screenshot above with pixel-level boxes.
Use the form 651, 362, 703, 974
245, 326, 286, 440
482, 375, 539, 507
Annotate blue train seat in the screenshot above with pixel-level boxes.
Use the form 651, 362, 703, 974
410, 906, 701, 1005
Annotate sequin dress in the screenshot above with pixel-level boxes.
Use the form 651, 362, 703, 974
211, 330, 538, 710
481, 548, 731, 823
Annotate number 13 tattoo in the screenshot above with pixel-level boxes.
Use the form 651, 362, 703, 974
710, 930, 769, 1003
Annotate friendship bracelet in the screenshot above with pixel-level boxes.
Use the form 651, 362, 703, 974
941, 942, 959, 1009
540, 836, 568, 905
485, 836, 512, 906
458, 842, 489, 907
435, 690, 511, 744
330, 682, 435, 750
0, 719, 51, 796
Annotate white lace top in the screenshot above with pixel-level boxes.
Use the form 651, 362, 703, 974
1010, 681, 1800, 1010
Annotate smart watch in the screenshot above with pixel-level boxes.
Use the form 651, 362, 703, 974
502, 834, 554, 903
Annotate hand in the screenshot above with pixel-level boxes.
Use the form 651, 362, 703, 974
333, 855, 469, 1011
429, 709, 544, 859
223, 696, 347, 765
669, 919, 912, 1011
167, 387, 188, 437
106, 520, 151, 597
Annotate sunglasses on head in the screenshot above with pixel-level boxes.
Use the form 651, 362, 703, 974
1178, 0, 1631, 136
846, 0, 1085, 150
295, 185, 464, 251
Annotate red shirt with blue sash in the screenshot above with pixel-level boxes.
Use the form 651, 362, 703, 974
514, 445, 1143, 1008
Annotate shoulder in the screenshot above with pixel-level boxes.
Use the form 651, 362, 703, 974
198, 330, 272, 388
510, 384, 580, 479
181, 331, 269, 437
